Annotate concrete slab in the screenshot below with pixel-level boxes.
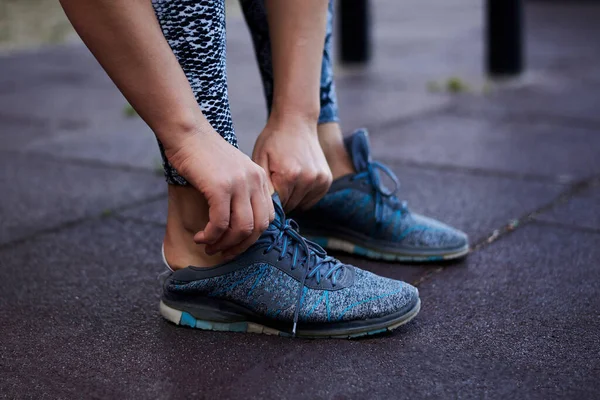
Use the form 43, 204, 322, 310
390, 164, 565, 241
372, 114, 600, 181
0, 45, 109, 95
22, 121, 162, 171
0, 217, 419, 399
0, 46, 162, 170
1, 0, 599, 397
3, 218, 596, 398
0, 152, 165, 245
450, 81, 600, 128
212, 224, 600, 399
402, 223, 600, 399
535, 184, 600, 231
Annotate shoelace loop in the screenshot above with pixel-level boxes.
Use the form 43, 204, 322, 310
256, 202, 345, 336
351, 161, 408, 224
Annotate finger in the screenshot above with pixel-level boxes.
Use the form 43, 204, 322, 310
253, 151, 271, 191
285, 177, 311, 212
222, 191, 271, 258
205, 192, 254, 255
272, 173, 293, 209
253, 157, 275, 220
299, 173, 331, 210
194, 193, 231, 245
264, 179, 276, 223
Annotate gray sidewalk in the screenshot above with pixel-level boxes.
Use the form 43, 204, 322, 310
1, 1, 599, 398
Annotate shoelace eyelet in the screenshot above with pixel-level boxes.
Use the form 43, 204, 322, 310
263, 203, 345, 336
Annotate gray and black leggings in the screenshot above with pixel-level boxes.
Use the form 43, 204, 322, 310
152, 0, 339, 185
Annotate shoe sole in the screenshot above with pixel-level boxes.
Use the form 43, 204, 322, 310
307, 235, 469, 262
159, 298, 420, 339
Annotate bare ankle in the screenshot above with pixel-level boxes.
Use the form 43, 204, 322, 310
317, 122, 355, 179
163, 185, 226, 270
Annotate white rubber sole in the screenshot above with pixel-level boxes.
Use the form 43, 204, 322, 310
159, 298, 421, 339
307, 235, 470, 262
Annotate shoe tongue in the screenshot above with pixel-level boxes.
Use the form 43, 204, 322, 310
344, 128, 372, 172
271, 193, 285, 224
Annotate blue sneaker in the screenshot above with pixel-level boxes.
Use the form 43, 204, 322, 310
291, 129, 469, 262
159, 195, 420, 339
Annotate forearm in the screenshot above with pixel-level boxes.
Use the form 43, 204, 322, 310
265, 0, 329, 124
59, 0, 209, 148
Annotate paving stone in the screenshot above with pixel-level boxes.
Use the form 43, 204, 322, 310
0, 46, 162, 170
403, 223, 600, 399
450, 81, 600, 127
0, 50, 115, 125
215, 224, 600, 399
0, 45, 110, 95
372, 114, 600, 180
535, 184, 600, 231
0, 152, 165, 244
0, 218, 422, 399
1, 0, 599, 398
2, 218, 598, 399
391, 164, 566, 241
22, 120, 162, 171
0, 80, 162, 162
526, 3, 600, 83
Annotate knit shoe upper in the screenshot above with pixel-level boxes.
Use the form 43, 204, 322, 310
291, 129, 469, 261
161, 194, 420, 337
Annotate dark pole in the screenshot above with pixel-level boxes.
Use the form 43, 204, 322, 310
486, 0, 524, 76
338, 0, 371, 64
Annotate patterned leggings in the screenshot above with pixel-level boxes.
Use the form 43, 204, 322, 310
152, 0, 338, 185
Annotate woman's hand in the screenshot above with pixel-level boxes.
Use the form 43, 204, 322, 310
165, 127, 274, 258
252, 114, 332, 212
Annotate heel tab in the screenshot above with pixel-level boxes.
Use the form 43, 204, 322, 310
161, 243, 175, 272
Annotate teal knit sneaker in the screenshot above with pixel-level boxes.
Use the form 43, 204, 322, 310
291, 129, 469, 262
160, 195, 420, 339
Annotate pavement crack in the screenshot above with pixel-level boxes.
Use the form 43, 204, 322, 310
113, 215, 166, 228
529, 219, 600, 235
0, 193, 167, 251
452, 108, 600, 132
412, 174, 600, 288
471, 176, 598, 252
0, 148, 160, 176
382, 157, 572, 184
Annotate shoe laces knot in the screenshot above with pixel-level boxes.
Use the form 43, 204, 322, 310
351, 160, 408, 224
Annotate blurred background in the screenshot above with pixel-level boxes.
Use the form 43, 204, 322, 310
1, 0, 599, 398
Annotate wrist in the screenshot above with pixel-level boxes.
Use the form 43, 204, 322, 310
153, 110, 211, 150
270, 105, 320, 128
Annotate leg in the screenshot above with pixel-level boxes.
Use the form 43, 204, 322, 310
152, 1, 422, 336
313, 0, 355, 179
153, 0, 234, 269
241, 0, 469, 261
240, 0, 353, 179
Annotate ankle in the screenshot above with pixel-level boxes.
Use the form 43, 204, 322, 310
317, 123, 355, 179
163, 185, 227, 270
